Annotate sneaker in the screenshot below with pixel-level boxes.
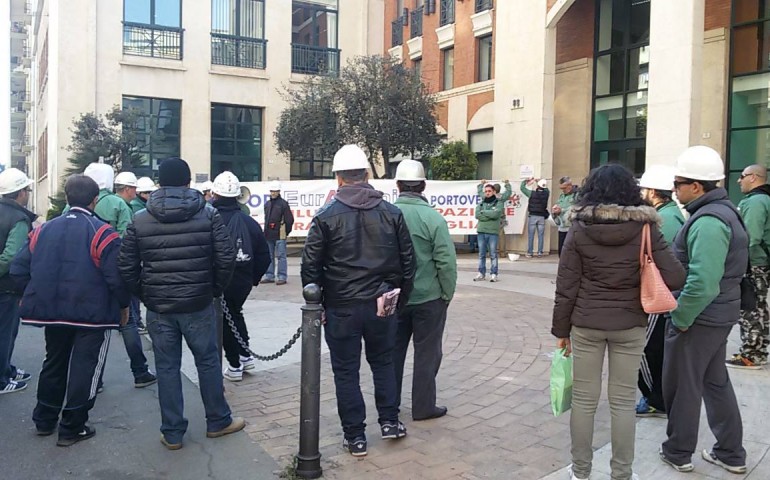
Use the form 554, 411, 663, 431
473, 273, 486, 282
223, 366, 243, 382
701, 449, 746, 474
525, 254, 533, 258
161, 435, 183, 450
36, 426, 56, 436
261, 278, 275, 284
635, 397, 666, 418
240, 356, 256, 371
537, 253, 543, 258
0, 380, 27, 395
659, 449, 695, 472
380, 421, 407, 439
489, 274, 499, 283
343, 436, 367, 457
566, 464, 589, 480
207, 417, 246, 438
137, 323, 148, 335
726, 354, 761, 370
134, 371, 157, 388
57, 426, 96, 447
96, 385, 104, 394
13, 369, 31, 382
276, 279, 287, 285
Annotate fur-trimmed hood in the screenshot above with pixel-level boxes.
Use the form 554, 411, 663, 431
569, 204, 661, 247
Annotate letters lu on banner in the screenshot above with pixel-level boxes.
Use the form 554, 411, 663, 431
240, 180, 529, 237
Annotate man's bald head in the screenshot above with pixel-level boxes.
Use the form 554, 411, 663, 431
738, 164, 768, 194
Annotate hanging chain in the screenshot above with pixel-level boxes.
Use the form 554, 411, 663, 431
221, 297, 301, 362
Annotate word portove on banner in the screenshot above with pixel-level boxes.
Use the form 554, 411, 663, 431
240, 180, 530, 237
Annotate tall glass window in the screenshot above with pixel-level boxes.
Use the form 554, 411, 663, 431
477, 35, 492, 82
122, 96, 182, 174
728, 1, 770, 202
442, 47, 454, 90
123, 0, 183, 59
591, 0, 650, 174
291, 1, 340, 76
211, 104, 263, 181
211, 0, 266, 69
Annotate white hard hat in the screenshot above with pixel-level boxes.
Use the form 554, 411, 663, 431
537, 179, 548, 189
675, 146, 725, 181
114, 171, 138, 187
84, 163, 115, 190
196, 180, 213, 193
395, 159, 426, 182
136, 176, 157, 193
332, 145, 369, 172
639, 165, 676, 191
212, 171, 240, 197
0, 168, 33, 195
269, 181, 282, 191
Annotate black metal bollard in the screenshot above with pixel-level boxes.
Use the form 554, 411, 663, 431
295, 284, 323, 479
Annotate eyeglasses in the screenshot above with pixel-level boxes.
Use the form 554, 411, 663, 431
739, 173, 755, 180
672, 179, 696, 189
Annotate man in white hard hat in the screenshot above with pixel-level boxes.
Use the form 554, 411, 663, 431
301, 144, 415, 457
660, 146, 748, 475
210, 172, 270, 382
261, 181, 294, 285
114, 171, 138, 205
635, 165, 685, 418
64, 163, 132, 236
393, 160, 456, 422
728, 164, 770, 370
0, 168, 36, 394
131, 177, 157, 215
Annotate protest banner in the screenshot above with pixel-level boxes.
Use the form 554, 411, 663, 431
241, 180, 529, 237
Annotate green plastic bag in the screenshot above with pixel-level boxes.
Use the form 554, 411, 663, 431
550, 348, 573, 416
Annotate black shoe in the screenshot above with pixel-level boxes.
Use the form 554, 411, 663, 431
36, 426, 56, 436
380, 421, 407, 439
413, 406, 448, 421
57, 426, 96, 447
134, 372, 157, 388
343, 436, 367, 457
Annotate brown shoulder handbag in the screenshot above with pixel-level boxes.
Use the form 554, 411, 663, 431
640, 223, 678, 314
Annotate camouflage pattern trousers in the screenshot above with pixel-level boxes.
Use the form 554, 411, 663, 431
740, 265, 770, 362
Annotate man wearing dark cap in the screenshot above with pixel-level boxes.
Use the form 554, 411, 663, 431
10, 175, 129, 446
119, 157, 242, 450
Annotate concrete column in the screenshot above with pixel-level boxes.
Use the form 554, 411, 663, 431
645, 0, 705, 166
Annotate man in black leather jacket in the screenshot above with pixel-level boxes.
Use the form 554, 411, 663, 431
301, 145, 416, 457
118, 158, 243, 450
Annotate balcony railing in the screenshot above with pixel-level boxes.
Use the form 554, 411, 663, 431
410, 7, 424, 38
475, 0, 493, 13
439, 0, 455, 26
291, 44, 340, 76
123, 22, 183, 60
391, 19, 404, 47
211, 34, 266, 69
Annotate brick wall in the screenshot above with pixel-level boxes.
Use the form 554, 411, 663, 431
705, 0, 731, 30
436, 100, 449, 131
555, 0, 594, 65
467, 90, 495, 124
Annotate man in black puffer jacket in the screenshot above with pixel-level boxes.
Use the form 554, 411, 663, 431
118, 158, 243, 451
301, 145, 415, 457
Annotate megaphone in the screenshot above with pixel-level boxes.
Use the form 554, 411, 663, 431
237, 185, 251, 205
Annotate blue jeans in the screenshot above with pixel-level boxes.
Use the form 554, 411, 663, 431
477, 233, 499, 276
146, 304, 232, 443
265, 240, 288, 281
130, 296, 143, 326
120, 301, 150, 379
527, 215, 546, 255
324, 301, 399, 440
0, 293, 21, 387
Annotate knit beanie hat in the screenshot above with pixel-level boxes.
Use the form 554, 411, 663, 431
158, 157, 191, 187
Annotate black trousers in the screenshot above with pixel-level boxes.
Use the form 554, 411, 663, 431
662, 321, 746, 467
638, 313, 666, 411
222, 281, 252, 369
558, 231, 568, 257
33, 326, 111, 437
393, 298, 448, 419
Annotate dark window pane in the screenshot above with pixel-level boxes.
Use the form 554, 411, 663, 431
125, 0, 151, 24
627, 47, 650, 91
443, 48, 454, 90
596, 52, 625, 96
478, 35, 492, 82
733, 22, 770, 75
629, 0, 650, 44
210, 103, 262, 179
154, 0, 181, 27
594, 96, 624, 141
732, 74, 770, 129
212, 140, 236, 156
597, 0, 625, 51
625, 92, 648, 138
730, 127, 770, 170
735, 0, 770, 23
122, 96, 181, 174
237, 123, 258, 140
